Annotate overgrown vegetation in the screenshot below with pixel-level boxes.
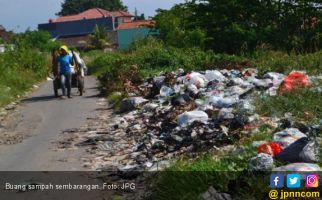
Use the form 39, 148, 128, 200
155, 0, 322, 54
257, 88, 322, 124
57, 0, 127, 16
88, 25, 110, 50
0, 30, 58, 107
12, 30, 60, 52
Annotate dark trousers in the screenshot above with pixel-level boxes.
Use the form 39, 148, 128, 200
60, 73, 72, 97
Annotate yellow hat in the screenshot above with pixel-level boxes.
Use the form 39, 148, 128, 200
60, 45, 69, 53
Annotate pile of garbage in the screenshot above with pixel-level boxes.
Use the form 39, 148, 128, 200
249, 121, 322, 171
60, 68, 322, 173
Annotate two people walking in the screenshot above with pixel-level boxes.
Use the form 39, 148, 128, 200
54, 45, 86, 99
57, 45, 73, 99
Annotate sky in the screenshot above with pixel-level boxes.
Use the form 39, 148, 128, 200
0, 0, 185, 33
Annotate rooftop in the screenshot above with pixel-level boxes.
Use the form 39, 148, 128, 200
117, 20, 155, 30
50, 8, 133, 23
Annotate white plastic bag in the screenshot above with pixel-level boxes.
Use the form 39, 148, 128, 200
177, 111, 209, 126
189, 72, 208, 88
205, 70, 226, 82
208, 96, 239, 108
273, 128, 307, 148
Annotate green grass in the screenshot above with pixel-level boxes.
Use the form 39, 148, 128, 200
256, 88, 322, 124
107, 92, 125, 109
252, 50, 322, 76
0, 49, 50, 107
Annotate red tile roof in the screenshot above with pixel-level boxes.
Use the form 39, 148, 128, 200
50, 8, 133, 23
117, 20, 155, 30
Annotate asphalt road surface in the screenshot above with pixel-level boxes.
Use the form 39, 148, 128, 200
0, 76, 105, 171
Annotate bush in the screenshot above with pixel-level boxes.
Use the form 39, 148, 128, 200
12, 30, 60, 52
253, 51, 322, 76
0, 47, 50, 106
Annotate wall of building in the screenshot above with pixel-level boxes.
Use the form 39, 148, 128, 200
38, 17, 113, 38
0, 45, 5, 53
117, 27, 154, 50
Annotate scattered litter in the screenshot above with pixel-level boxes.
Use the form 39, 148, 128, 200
120, 97, 148, 113
160, 86, 174, 97
55, 68, 321, 178
273, 163, 322, 171
275, 137, 309, 163
273, 128, 306, 148
201, 186, 232, 200
177, 111, 209, 126
249, 153, 274, 171
257, 142, 282, 156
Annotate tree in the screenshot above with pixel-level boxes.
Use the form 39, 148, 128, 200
134, 8, 146, 21
12, 30, 60, 51
154, 0, 322, 53
89, 25, 109, 49
57, 0, 127, 16
154, 4, 207, 49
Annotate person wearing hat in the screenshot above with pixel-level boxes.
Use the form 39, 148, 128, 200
58, 45, 73, 99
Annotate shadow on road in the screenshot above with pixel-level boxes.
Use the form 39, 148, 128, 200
84, 93, 102, 98
21, 95, 58, 103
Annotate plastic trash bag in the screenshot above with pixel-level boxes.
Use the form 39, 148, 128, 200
264, 72, 285, 86
299, 139, 321, 163
249, 153, 274, 171
275, 137, 309, 163
177, 111, 209, 126
279, 72, 310, 93
273, 128, 307, 148
160, 86, 174, 97
205, 70, 227, 82
208, 96, 239, 108
249, 77, 273, 88
238, 100, 255, 113
257, 142, 283, 156
217, 108, 235, 120
120, 97, 148, 113
189, 72, 208, 88
187, 84, 199, 95
171, 94, 193, 106
273, 163, 322, 171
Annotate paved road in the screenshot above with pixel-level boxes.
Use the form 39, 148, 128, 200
0, 76, 104, 171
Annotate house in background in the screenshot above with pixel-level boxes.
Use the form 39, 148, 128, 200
0, 25, 11, 43
38, 8, 156, 50
116, 20, 157, 50
0, 25, 12, 53
38, 8, 134, 48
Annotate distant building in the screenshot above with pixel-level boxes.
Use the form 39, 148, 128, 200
38, 8, 134, 48
0, 25, 11, 43
116, 20, 157, 50
38, 8, 157, 49
0, 25, 12, 53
